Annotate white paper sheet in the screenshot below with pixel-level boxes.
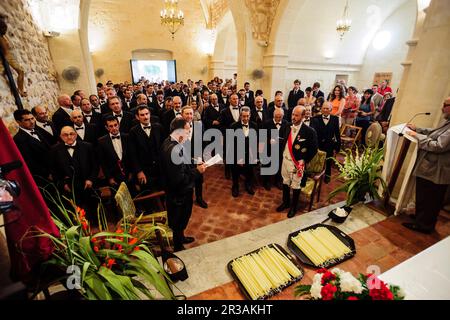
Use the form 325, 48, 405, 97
204, 154, 223, 168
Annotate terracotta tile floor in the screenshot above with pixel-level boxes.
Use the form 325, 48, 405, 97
184, 164, 346, 248
189, 212, 450, 300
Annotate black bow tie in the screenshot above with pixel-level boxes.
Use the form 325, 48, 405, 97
29, 130, 37, 135
65, 145, 75, 150
111, 135, 120, 140
242, 124, 248, 128
276, 123, 281, 126
42, 122, 51, 127
232, 107, 239, 110
114, 114, 122, 118
323, 116, 329, 120
84, 114, 92, 118
257, 110, 263, 112
143, 126, 151, 130
75, 127, 84, 130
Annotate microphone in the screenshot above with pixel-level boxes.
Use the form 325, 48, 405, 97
398, 112, 431, 136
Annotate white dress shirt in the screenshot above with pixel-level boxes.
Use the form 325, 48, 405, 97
230, 106, 240, 122
241, 122, 249, 137
322, 115, 330, 125
83, 112, 93, 124
273, 119, 282, 130
140, 123, 151, 137
36, 121, 53, 135
110, 134, 123, 160
65, 141, 77, 157
113, 112, 123, 124
256, 108, 264, 121
74, 124, 85, 140
174, 109, 182, 117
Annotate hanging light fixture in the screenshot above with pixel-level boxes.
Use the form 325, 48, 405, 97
160, 0, 184, 40
336, 0, 351, 40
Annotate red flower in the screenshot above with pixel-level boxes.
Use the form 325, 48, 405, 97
91, 237, 97, 243
116, 228, 123, 234
317, 268, 328, 274
81, 221, 88, 230
106, 258, 116, 269
115, 244, 123, 252
134, 246, 140, 251
76, 207, 86, 218
321, 271, 336, 285
368, 281, 394, 300
347, 296, 359, 300
93, 246, 99, 253
320, 283, 337, 300
131, 226, 138, 234
128, 237, 138, 245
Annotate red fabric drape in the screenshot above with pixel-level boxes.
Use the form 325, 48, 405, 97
0, 118, 59, 282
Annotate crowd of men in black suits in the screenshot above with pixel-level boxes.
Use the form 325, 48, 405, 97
12, 77, 346, 250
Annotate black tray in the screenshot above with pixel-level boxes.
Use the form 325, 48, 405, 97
287, 224, 356, 269
227, 243, 304, 300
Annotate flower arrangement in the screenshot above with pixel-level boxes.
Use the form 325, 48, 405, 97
33, 186, 177, 300
295, 268, 405, 300
328, 146, 387, 206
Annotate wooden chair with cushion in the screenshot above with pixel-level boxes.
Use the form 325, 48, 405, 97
114, 182, 172, 252
301, 150, 327, 211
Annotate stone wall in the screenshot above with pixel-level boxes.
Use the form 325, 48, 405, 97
0, 0, 59, 130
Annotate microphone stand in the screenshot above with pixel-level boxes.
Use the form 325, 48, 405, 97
398, 112, 431, 136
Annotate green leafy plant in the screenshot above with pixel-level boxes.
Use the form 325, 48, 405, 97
328, 146, 387, 207
32, 185, 176, 300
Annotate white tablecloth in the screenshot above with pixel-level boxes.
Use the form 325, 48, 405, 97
379, 236, 450, 300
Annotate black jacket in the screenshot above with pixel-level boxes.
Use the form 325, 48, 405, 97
50, 141, 98, 189
13, 129, 52, 180
52, 107, 73, 134
35, 121, 58, 146
251, 107, 270, 129
97, 133, 130, 182
203, 104, 225, 130
74, 123, 98, 145
310, 115, 341, 154
288, 89, 305, 109
103, 111, 134, 133
128, 123, 164, 176
226, 121, 259, 165
160, 138, 200, 196
280, 123, 318, 164
219, 106, 240, 132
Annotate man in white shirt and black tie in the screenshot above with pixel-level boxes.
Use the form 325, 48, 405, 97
310, 102, 341, 184
303, 105, 312, 127
13, 109, 52, 187
70, 109, 97, 145
98, 116, 131, 188
105, 96, 134, 133
32, 105, 58, 146
89, 94, 102, 114
80, 98, 103, 135
251, 96, 269, 129
121, 89, 133, 112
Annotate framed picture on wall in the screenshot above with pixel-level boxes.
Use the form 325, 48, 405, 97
373, 72, 393, 86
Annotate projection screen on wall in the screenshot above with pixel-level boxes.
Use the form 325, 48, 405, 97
130, 59, 177, 83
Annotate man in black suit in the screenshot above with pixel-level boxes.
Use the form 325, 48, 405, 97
89, 94, 102, 114
80, 98, 103, 135
203, 93, 224, 130
121, 89, 133, 112
228, 107, 258, 197
52, 94, 74, 134
161, 96, 181, 137
219, 93, 241, 179
251, 96, 269, 129
160, 118, 206, 251
310, 102, 341, 183
145, 84, 157, 106
70, 109, 98, 145
32, 105, 58, 146
217, 85, 230, 107
255, 89, 268, 109
13, 109, 52, 187
50, 126, 99, 218
277, 106, 318, 218
181, 105, 208, 208
98, 116, 131, 188
100, 87, 117, 114
244, 82, 255, 108
128, 105, 164, 192
150, 90, 165, 118
288, 79, 305, 111
180, 84, 190, 106
268, 94, 288, 120
261, 107, 289, 190
312, 82, 325, 99
104, 96, 134, 133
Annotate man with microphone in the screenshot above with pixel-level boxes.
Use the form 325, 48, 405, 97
402, 97, 450, 233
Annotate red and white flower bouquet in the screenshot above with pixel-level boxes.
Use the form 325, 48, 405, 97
295, 268, 405, 300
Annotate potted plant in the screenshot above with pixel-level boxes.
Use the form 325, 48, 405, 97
28, 185, 177, 300
328, 146, 387, 208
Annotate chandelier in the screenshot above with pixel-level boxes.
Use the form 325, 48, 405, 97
160, 0, 184, 39
336, 0, 351, 40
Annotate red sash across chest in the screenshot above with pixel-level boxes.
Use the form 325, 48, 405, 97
287, 129, 305, 178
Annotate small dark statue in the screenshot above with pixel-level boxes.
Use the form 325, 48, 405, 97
0, 13, 26, 97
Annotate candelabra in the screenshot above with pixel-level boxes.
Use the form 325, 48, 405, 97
336, 0, 351, 40
160, 0, 184, 40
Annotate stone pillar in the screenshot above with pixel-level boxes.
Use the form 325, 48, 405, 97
390, 0, 450, 128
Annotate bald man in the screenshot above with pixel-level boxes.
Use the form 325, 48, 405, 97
32, 105, 58, 146
277, 106, 318, 218
52, 94, 74, 134
50, 126, 99, 218
402, 97, 450, 234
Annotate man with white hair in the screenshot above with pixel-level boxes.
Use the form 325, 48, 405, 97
277, 105, 318, 218
311, 101, 341, 184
